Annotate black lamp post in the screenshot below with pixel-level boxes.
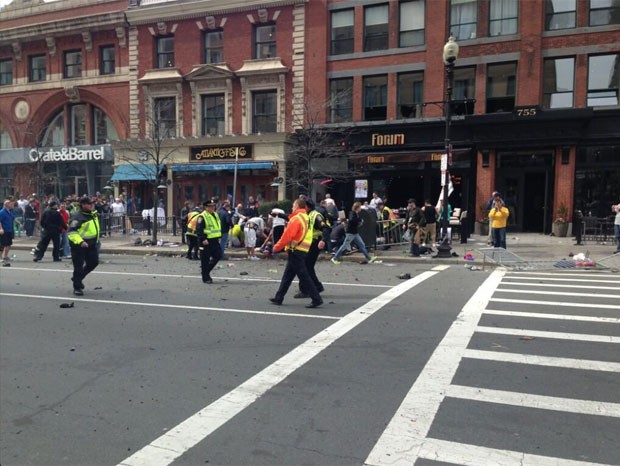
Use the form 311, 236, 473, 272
435, 35, 459, 259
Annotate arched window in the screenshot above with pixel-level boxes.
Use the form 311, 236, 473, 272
0, 121, 13, 149
39, 104, 118, 147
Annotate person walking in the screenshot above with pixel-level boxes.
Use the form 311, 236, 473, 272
33, 200, 67, 262
0, 199, 21, 267
59, 202, 71, 258
196, 200, 222, 284
269, 198, 323, 308
67, 196, 101, 295
24, 200, 37, 238
218, 201, 234, 259
331, 201, 377, 265
489, 196, 510, 249
295, 198, 329, 299
179, 200, 191, 244
613, 201, 620, 254
185, 206, 202, 260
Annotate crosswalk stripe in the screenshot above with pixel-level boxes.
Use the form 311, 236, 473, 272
496, 288, 620, 299
502, 276, 620, 284
475, 326, 620, 343
507, 271, 618, 278
416, 437, 612, 466
463, 349, 620, 372
498, 281, 620, 290
491, 297, 620, 309
446, 384, 620, 418
484, 309, 620, 324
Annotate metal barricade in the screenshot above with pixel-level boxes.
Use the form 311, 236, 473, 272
376, 218, 408, 248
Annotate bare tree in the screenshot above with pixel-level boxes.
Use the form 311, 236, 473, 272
287, 93, 363, 198
24, 121, 59, 200
114, 98, 177, 244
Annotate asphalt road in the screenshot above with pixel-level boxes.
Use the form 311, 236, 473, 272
1, 254, 619, 466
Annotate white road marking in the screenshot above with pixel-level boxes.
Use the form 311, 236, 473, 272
431, 265, 451, 271
117, 270, 440, 466
0, 267, 392, 288
491, 298, 620, 310
365, 269, 506, 466
495, 288, 620, 299
446, 384, 620, 418
463, 349, 620, 373
0, 293, 340, 320
416, 437, 611, 466
506, 271, 614, 276
498, 281, 620, 290
475, 326, 620, 344
502, 276, 620, 284
484, 309, 620, 324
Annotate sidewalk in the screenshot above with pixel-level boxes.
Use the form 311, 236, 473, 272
7, 232, 619, 269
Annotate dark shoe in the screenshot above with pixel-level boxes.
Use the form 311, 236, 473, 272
53, 258, 62, 262
1, 262, 10, 267
293, 292, 308, 299
203, 276, 213, 284
73, 289, 84, 296
33, 257, 41, 262
317, 285, 325, 293
269, 298, 283, 305
305, 299, 323, 309
71, 278, 85, 290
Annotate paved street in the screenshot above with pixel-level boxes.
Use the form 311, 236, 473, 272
1, 254, 619, 466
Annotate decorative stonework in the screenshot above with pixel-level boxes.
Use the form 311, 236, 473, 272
45, 36, 56, 56
156, 22, 167, 35
291, 3, 305, 130
14, 99, 30, 121
12, 42, 22, 61
116, 27, 127, 48
257, 9, 268, 23
128, 26, 140, 138
65, 86, 80, 102
82, 31, 92, 52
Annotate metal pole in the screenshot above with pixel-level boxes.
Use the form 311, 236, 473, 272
232, 146, 239, 210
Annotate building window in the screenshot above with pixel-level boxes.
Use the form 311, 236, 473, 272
397, 72, 424, 118
543, 57, 574, 108
329, 78, 353, 123
153, 97, 177, 138
0, 122, 13, 149
454, 66, 476, 115
590, 0, 620, 26
39, 105, 117, 147
330, 9, 354, 55
0, 59, 12, 85
489, 0, 518, 36
29, 54, 47, 82
545, 0, 576, 30
255, 24, 276, 59
202, 94, 225, 136
364, 4, 389, 52
70, 104, 87, 145
100, 45, 115, 75
156, 36, 175, 68
252, 90, 277, 133
587, 54, 619, 106
363, 75, 388, 121
486, 62, 516, 113
203, 30, 224, 64
400, 0, 425, 47
450, 0, 477, 40
94, 107, 119, 144
64, 50, 82, 78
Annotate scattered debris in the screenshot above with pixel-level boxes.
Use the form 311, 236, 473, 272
59, 302, 74, 308
239, 272, 248, 275
520, 336, 535, 341
398, 273, 412, 279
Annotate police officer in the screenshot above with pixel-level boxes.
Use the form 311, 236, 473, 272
67, 196, 100, 295
269, 198, 322, 308
295, 198, 328, 299
196, 199, 222, 284
185, 206, 202, 260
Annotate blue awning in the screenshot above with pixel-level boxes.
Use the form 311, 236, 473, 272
172, 161, 274, 173
111, 164, 157, 181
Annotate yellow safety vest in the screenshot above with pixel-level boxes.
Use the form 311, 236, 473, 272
201, 211, 222, 239
68, 211, 100, 245
287, 211, 313, 253
186, 211, 201, 236
308, 209, 323, 240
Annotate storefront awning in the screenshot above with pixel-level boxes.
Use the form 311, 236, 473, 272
171, 162, 275, 172
111, 164, 157, 181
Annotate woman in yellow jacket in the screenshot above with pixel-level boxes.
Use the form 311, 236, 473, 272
488, 197, 510, 249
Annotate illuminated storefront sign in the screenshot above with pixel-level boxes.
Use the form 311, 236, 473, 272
28, 146, 108, 162
190, 145, 253, 161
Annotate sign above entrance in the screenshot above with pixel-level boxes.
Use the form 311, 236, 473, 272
190, 145, 253, 162
28, 145, 111, 163
370, 133, 405, 146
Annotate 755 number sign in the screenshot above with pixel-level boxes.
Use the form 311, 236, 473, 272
514, 106, 540, 118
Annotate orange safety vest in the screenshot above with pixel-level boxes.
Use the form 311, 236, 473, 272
286, 211, 313, 253
186, 211, 201, 236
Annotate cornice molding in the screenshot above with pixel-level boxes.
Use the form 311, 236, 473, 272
125, 0, 307, 25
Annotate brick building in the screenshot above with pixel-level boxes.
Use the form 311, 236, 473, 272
0, 0, 130, 199
303, 0, 620, 234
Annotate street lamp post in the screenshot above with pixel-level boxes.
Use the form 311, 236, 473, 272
436, 35, 459, 259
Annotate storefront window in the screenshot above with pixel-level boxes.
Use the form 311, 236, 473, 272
587, 54, 619, 106
0, 122, 13, 149
397, 72, 424, 118
39, 105, 118, 147
40, 112, 65, 147
543, 57, 575, 108
575, 146, 620, 217
71, 105, 87, 145
451, 0, 477, 40
545, 0, 576, 30
94, 107, 119, 144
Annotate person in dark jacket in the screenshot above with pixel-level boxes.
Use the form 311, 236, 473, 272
33, 201, 67, 262
295, 198, 330, 299
68, 196, 101, 295
218, 201, 234, 258
24, 202, 37, 237
331, 202, 377, 264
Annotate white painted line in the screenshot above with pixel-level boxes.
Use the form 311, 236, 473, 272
491, 298, 620, 310
417, 437, 610, 466
117, 270, 440, 466
476, 326, 620, 344
431, 265, 451, 271
496, 288, 620, 299
463, 349, 620, 373
365, 269, 506, 466
507, 271, 617, 277
484, 309, 620, 324
1, 267, 392, 288
498, 281, 620, 291
446, 384, 620, 418
0, 293, 340, 320
502, 276, 620, 284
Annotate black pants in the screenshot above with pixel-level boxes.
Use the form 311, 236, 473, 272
274, 250, 320, 303
574, 220, 583, 244
200, 238, 222, 281
186, 235, 198, 259
25, 218, 36, 237
71, 242, 99, 288
300, 239, 323, 294
35, 230, 61, 260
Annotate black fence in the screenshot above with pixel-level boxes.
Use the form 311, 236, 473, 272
98, 213, 180, 237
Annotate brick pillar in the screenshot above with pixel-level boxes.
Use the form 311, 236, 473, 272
475, 149, 495, 221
